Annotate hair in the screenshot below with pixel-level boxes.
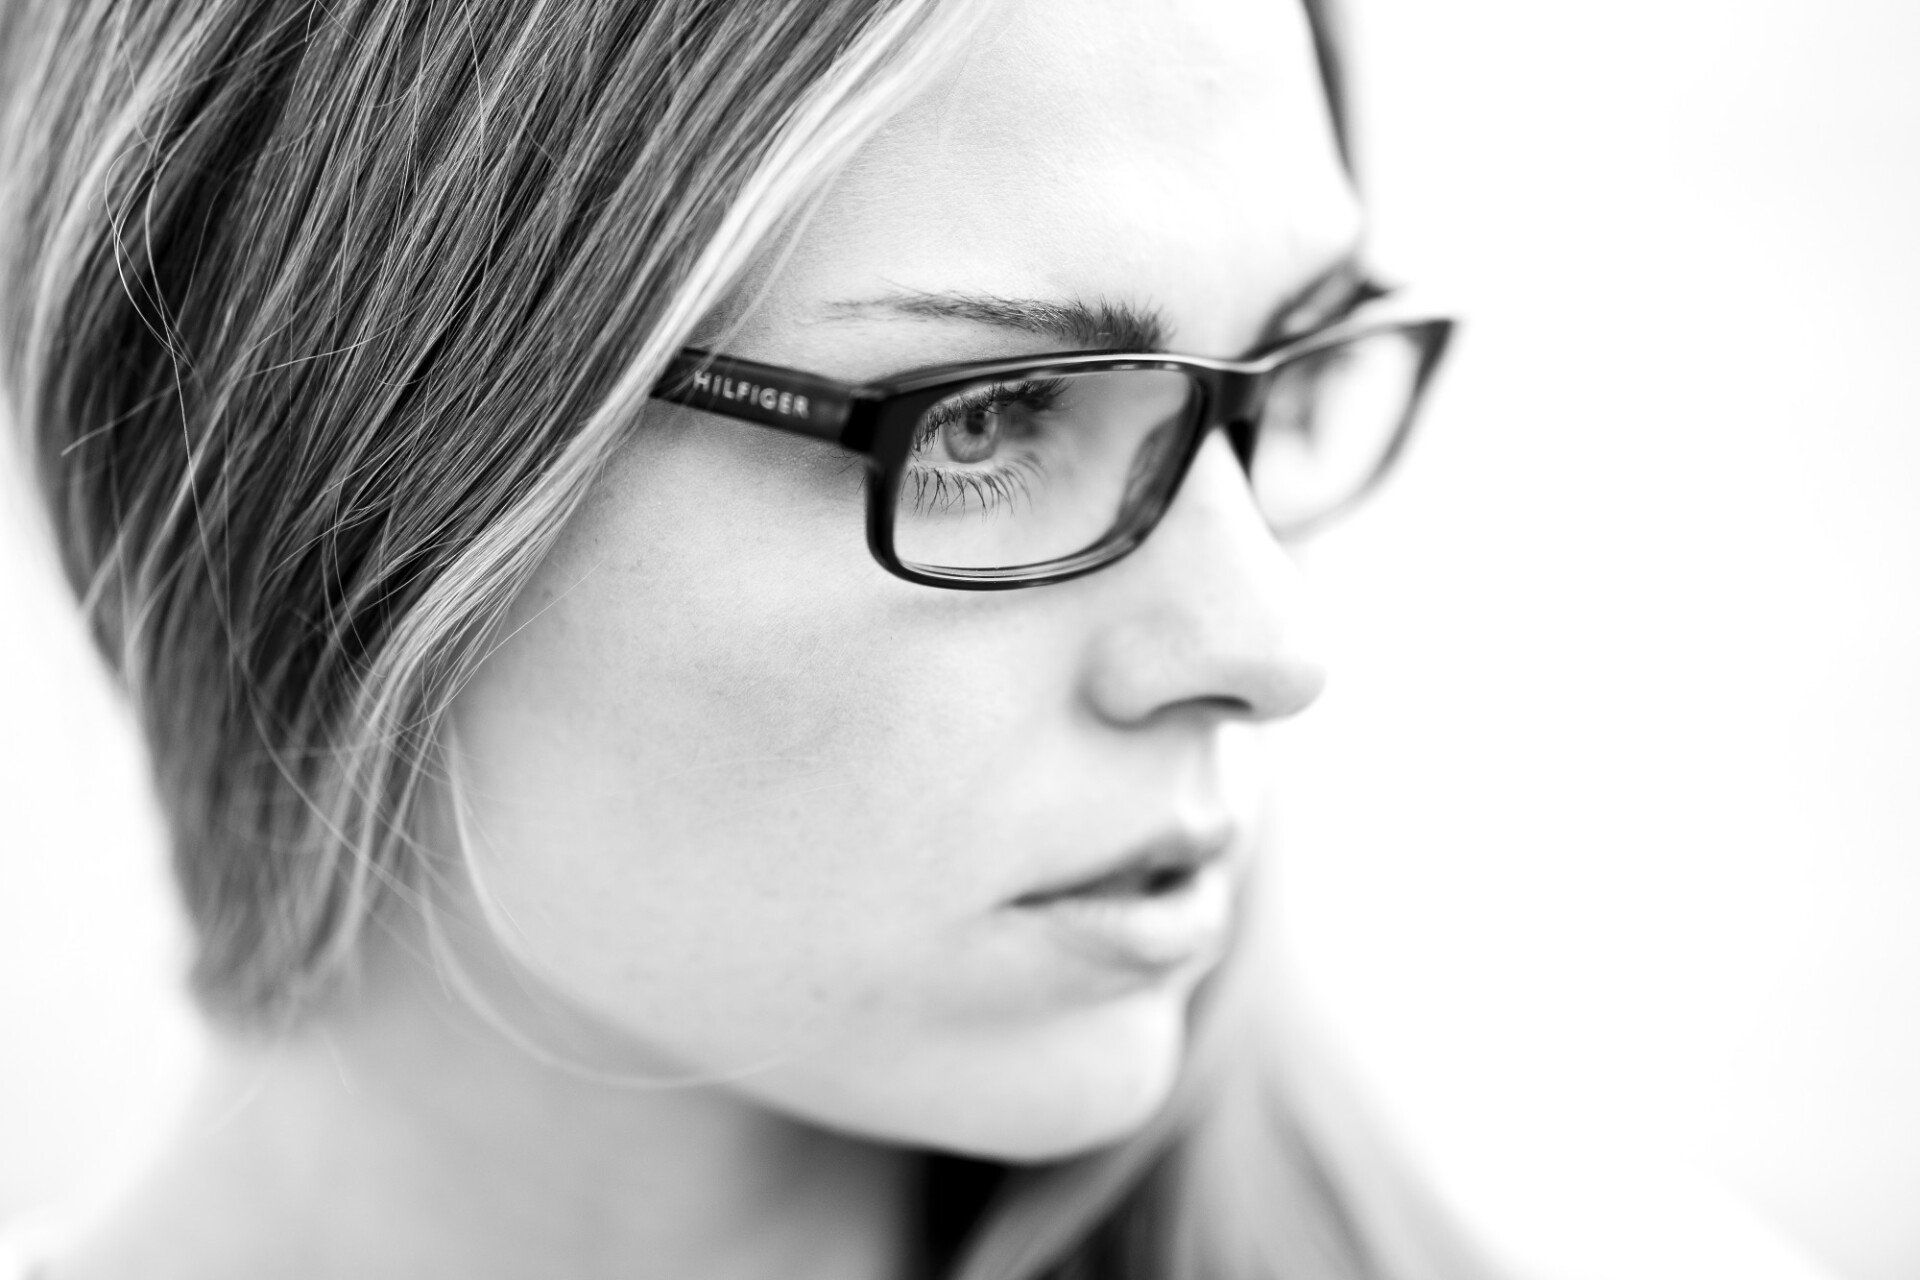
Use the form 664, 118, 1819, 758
0, 1, 1486, 1276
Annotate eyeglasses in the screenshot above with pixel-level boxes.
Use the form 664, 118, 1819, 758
650, 305, 1455, 589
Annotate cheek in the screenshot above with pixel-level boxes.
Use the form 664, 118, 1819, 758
453, 420, 943, 984
445, 415, 1209, 1158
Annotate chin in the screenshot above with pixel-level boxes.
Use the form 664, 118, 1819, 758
851, 988, 1195, 1165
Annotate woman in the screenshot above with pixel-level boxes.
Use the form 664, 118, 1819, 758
0, 0, 1471, 1276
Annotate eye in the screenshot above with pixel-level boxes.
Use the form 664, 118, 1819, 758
942, 400, 1003, 463
914, 379, 1064, 468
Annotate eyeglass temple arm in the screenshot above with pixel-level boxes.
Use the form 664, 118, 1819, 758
652, 349, 857, 444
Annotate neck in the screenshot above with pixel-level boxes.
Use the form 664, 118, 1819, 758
57, 930, 922, 1280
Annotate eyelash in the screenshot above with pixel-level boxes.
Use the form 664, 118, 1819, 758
904, 378, 1065, 515
913, 377, 1065, 442
903, 458, 1044, 515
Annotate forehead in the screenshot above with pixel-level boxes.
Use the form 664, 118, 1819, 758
737, 0, 1360, 367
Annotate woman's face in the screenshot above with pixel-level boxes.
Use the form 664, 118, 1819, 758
451, 0, 1357, 1160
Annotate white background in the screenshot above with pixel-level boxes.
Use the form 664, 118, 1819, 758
3, 1, 1917, 1277
1278, 2, 1920, 1278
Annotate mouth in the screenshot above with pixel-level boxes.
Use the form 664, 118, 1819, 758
1006, 830, 1237, 976
1012, 827, 1233, 905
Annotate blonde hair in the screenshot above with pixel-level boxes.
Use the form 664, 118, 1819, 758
0, 0, 980, 1024
0, 0, 1485, 1275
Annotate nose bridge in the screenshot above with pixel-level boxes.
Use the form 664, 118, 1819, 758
1212, 367, 1268, 428
1207, 369, 1267, 471
1167, 431, 1278, 572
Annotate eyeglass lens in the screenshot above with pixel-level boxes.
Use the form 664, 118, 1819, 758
1251, 327, 1426, 534
887, 327, 1424, 575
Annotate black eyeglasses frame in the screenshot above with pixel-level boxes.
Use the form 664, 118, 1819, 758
651, 312, 1455, 589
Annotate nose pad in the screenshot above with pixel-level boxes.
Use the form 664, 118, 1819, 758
1210, 372, 1269, 473
1222, 418, 1259, 473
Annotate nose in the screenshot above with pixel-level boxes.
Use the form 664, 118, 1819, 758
1079, 431, 1328, 728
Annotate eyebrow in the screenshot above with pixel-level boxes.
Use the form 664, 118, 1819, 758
822, 252, 1369, 357
825, 291, 1169, 351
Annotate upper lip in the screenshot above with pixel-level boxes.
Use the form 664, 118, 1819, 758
1010, 825, 1238, 906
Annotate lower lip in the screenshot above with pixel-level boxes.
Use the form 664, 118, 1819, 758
1009, 861, 1233, 977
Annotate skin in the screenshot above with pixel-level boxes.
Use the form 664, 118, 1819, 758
53, 1, 1356, 1277
449, 0, 1352, 1156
